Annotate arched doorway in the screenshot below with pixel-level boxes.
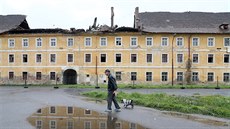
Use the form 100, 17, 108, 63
63, 69, 77, 84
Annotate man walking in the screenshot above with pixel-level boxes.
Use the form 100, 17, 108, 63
104, 69, 121, 112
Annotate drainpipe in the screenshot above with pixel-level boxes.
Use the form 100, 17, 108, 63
186, 35, 192, 84
171, 33, 176, 86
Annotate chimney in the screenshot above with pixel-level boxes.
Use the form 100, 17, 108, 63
111, 7, 114, 28
134, 7, 139, 29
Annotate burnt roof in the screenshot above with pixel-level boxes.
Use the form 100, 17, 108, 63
0, 15, 30, 34
139, 12, 230, 33
6, 28, 69, 34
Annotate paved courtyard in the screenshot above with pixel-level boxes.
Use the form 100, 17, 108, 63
0, 87, 229, 129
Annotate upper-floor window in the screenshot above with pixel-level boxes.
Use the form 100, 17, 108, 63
67, 54, 74, 63
50, 38, 57, 47
9, 54, 14, 63
67, 38, 74, 47
146, 37, 153, 46
36, 54, 42, 63
162, 54, 168, 63
100, 37, 107, 46
176, 37, 183, 46
224, 54, 230, 63
8, 39, 15, 48
177, 54, 183, 63
50, 54, 56, 63
146, 54, 153, 63
130, 37, 138, 47
224, 38, 230, 47
161, 37, 168, 46
192, 54, 199, 63
22, 54, 28, 63
208, 54, 214, 63
85, 37, 92, 47
67, 106, 73, 114
115, 37, 122, 46
115, 54, 121, 62
36, 38, 42, 47
131, 54, 137, 63
207, 37, 215, 47
22, 38, 29, 47
192, 37, 199, 46
100, 54, 106, 63
85, 54, 91, 63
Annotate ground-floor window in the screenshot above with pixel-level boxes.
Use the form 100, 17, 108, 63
50, 72, 56, 80
115, 72, 122, 81
177, 72, 183, 81
161, 72, 168, 81
9, 72, 14, 80
146, 72, 152, 81
192, 72, 199, 81
131, 72, 137, 81
36, 72, 42, 80
22, 72, 28, 80
223, 73, 230, 82
207, 72, 214, 82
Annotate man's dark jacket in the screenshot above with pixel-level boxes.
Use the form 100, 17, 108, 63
107, 74, 117, 91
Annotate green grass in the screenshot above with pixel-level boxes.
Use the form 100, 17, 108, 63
82, 91, 230, 119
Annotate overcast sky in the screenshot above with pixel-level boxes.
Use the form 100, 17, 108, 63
0, 0, 229, 29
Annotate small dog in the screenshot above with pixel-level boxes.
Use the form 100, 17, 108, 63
122, 99, 134, 109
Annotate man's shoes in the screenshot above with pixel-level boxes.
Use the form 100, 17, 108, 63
114, 108, 121, 112
105, 109, 112, 112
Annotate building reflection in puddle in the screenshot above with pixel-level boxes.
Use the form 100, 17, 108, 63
27, 106, 147, 129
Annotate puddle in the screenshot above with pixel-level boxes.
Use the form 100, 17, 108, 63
162, 111, 229, 127
27, 106, 147, 129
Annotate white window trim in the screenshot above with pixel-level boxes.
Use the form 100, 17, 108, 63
22, 38, 29, 48
130, 53, 138, 63
49, 120, 57, 129
146, 53, 153, 63
49, 71, 56, 80
67, 37, 74, 47
161, 72, 168, 82
191, 71, 199, 81
130, 72, 137, 81
36, 120, 43, 128
223, 53, 230, 64
35, 72, 42, 80
192, 37, 200, 47
130, 37, 138, 47
176, 71, 184, 81
145, 72, 153, 82
8, 71, 14, 79
36, 38, 42, 47
192, 53, 199, 64
99, 122, 107, 129
146, 37, 153, 47
67, 53, 74, 63
8, 53, 15, 64
207, 72, 215, 82
49, 106, 56, 114
49, 37, 57, 47
100, 37, 107, 46
207, 37, 215, 47
49, 53, 57, 63
223, 37, 230, 47
115, 37, 122, 46
35, 53, 42, 63
84, 37, 92, 47
67, 120, 74, 129
8, 38, 15, 48
176, 37, 184, 47
100, 53, 107, 63
161, 37, 169, 47
84, 53, 92, 63
84, 109, 92, 115
115, 53, 122, 63
176, 53, 184, 64
66, 106, 74, 115
207, 53, 215, 64
222, 72, 230, 82
84, 121, 91, 129
22, 53, 28, 64
161, 53, 169, 64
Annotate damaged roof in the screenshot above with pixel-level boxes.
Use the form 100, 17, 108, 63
139, 12, 230, 33
0, 15, 30, 34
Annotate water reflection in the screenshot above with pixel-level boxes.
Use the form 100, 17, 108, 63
27, 106, 146, 129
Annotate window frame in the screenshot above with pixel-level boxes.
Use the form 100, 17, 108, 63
9, 71, 14, 80
50, 72, 56, 80
50, 54, 56, 63
115, 37, 122, 46
176, 37, 184, 47
85, 53, 92, 63
22, 38, 29, 47
192, 53, 199, 64
22, 54, 28, 63
176, 53, 184, 63
100, 37, 107, 46
67, 53, 74, 63
146, 72, 152, 81
115, 53, 122, 63
192, 37, 199, 47
192, 72, 199, 82
224, 37, 230, 47
8, 38, 15, 48
36, 72, 42, 80
161, 72, 168, 82
223, 73, 230, 82
36, 53, 42, 63
50, 38, 57, 47
130, 53, 138, 63
207, 54, 214, 64
100, 53, 107, 63
224, 54, 230, 63
177, 72, 183, 82
8, 54, 15, 63
161, 53, 168, 63
207, 37, 215, 47
207, 72, 214, 82
146, 54, 153, 63
146, 37, 153, 47
161, 37, 169, 46
115, 72, 122, 81
130, 37, 138, 47
36, 38, 42, 47
131, 72, 137, 81
84, 37, 92, 47
67, 37, 74, 47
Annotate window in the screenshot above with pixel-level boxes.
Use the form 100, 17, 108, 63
146, 54, 152, 63
161, 37, 168, 46
162, 54, 168, 63
8, 39, 15, 48
130, 123, 136, 129
192, 54, 199, 63
67, 54, 74, 63
99, 122, 106, 129
131, 54, 137, 63
22, 54, 28, 63
50, 38, 57, 47
50, 54, 56, 63
100, 37, 107, 46
36, 54, 42, 63
207, 37, 215, 47
146, 37, 153, 46
115, 123, 121, 129
115, 54, 121, 62
22, 72, 28, 80
224, 54, 230, 63
115, 37, 122, 46
36, 72, 42, 80
146, 72, 152, 81
67, 38, 74, 47
161, 72, 168, 81
177, 72, 183, 81
130, 37, 138, 46
36, 120, 42, 129
50, 120, 56, 129
224, 38, 230, 47
115, 72, 122, 81
207, 72, 214, 82
131, 72, 137, 81
22, 38, 29, 47
67, 121, 74, 129
192, 72, 199, 81
36, 38, 42, 47
50, 106, 56, 114
85, 37, 92, 46
85, 109, 91, 115
100, 54, 106, 63
67, 106, 73, 114
176, 37, 183, 46
208, 54, 214, 63
85, 54, 91, 63
177, 54, 183, 63
9, 72, 14, 80
50, 72, 56, 80
84, 121, 91, 129
192, 37, 199, 46
223, 73, 230, 82
36, 108, 42, 114
9, 54, 14, 63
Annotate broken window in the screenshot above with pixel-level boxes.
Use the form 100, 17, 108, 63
223, 73, 230, 82
131, 54, 137, 63
85, 54, 91, 62
207, 37, 215, 47
85, 37, 91, 46
36, 72, 42, 80
100, 37, 107, 46
50, 38, 56, 47
192, 72, 199, 81
100, 54, 106, 62
68, 54, 74, 63
23, 54, 28, 63
67, 38, 74, 47
130, 37, 137, 46
115, 72, 122, 81
50, 54, 56, 63
224, 38, 230, 47
162, 54, 168, 63
115, 37, 122, 46
9, 54, 14, 63
177, 54, 183, 63
161, 37, 168, 46
115, 54, 121, 62
50, 72, 56, 80
8, 39, 15, 48
224, 54, 230, 63
22, 72, 28, 80
36, 38, 42, 47
36, 54, 42, 63
176, 37, 183, 46
192, 54, 199, 63
9, 72, 14, 80
192, 37, 199, 46
177, 72, 183, 81
208, 54, 214, 63
207, 72, 214, 82
146, 72, 152, 81
131, 72, 137, 81
161, 72, 168, 81
147, 54, 152, 63
22, 38, 29, 47
146, 37, 153, 46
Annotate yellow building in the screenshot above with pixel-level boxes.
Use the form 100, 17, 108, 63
0, 11, 230, 85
